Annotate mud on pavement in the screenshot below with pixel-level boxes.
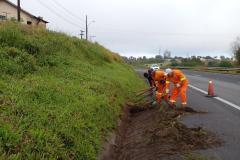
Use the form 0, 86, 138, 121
99, 104, 221, 160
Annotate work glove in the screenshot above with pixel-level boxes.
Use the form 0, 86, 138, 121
166, 89, 170, 94
176, 83, 181, 88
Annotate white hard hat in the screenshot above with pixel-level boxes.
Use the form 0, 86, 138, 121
165, 68, 173, 75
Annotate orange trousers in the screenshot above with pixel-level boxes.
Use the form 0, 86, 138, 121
170, 81, 188, 105
156, 85, 169, 104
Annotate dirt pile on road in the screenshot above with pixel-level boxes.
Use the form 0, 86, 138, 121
102, 104, 221, 160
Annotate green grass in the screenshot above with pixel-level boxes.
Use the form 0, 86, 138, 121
0, 22, 146, 159
183, 153, 208, 160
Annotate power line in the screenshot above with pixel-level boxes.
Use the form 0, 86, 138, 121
36, 0, 84, 29
51, 0, 85, 23
93, 28, 238, 38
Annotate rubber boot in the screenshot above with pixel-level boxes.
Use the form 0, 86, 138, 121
181, 103, 187, 108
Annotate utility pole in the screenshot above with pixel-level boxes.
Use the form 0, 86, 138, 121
80, 30, 85, 40
85, 15, 88, 40
17, 0, 21, 22
85, 15, 95, 41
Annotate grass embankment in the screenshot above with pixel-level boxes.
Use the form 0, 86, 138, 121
0, 23, 146, 159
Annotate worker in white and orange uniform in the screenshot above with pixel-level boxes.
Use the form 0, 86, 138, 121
165, 68, 188, 107
152, 70, 169, 105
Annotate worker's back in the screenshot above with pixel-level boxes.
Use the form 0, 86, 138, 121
167, 69, 187, 84
152, 70, 166, 81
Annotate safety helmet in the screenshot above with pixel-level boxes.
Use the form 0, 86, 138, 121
165, 68, 173, 75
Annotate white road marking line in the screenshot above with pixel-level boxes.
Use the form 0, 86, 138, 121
193, 74, 202, 77
188, 84, 208, 94
188, 84, 240, 111
214, 97, 240, 111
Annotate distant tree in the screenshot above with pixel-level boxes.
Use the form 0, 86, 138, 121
220, 56, 226, 61
181, 57, 203, 67
208, 61, 219, 67
205, 56, 213, 60
170, 59, 179, 66
155, 55, 164, 63
163, 50, 171, 59
233, 37, 240, 65
155, 55, 162, 59
191, 56, 196, 59
174, 56, 184, 60
219, 61, 232, 67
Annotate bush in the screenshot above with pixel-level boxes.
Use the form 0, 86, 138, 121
0, 47, 37, 75
208, 61, 219, 67
218, 61, 233, 67
170, 59, 179, 66
181, 58, 203, 67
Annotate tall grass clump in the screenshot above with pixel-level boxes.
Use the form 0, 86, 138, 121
0, 22, 146, 159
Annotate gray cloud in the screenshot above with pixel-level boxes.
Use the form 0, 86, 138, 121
11, 0, 240, 57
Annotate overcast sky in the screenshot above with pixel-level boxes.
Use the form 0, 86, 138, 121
10, 0, 240, 57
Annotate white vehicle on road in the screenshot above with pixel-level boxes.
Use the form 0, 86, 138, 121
150, 64, 160, 71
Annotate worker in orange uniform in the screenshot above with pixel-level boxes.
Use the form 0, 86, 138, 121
152, 70, 169, 105
165, 68, 188, 107
143, 68, 155, 87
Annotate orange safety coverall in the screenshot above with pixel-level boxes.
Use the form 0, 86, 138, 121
153, 71, 169, 104
166, 70, 188, 105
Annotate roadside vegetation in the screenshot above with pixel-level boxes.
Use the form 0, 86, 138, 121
0, 22, 146, 159
233, 37, 240, 65
123, 40, 240, 70
123, 45, 240, 74
124, 55, 236, 68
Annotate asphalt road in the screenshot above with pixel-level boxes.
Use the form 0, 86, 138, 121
137, 69, 240, 160
183, 70, 240, 107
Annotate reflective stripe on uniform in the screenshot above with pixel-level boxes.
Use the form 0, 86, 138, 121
180, 77, 186, 81
182, 102, 187, 105
170, 100, 176, 103
166, 81, 170, 84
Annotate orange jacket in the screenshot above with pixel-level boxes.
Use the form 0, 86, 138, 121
152, 70, 167, 92
166, 69, 188, 89
152, 70, 166, 81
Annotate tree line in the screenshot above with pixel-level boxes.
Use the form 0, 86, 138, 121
123, 38, 240, 67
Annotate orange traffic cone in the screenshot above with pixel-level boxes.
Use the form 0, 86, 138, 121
207, 80, 216, 97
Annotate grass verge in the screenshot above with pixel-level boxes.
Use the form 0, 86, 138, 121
0, 22, 146, 159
